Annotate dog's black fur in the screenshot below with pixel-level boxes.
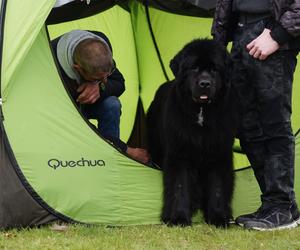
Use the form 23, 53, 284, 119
147, 39, 237, 227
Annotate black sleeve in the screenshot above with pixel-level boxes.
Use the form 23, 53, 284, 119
278, 1, 300, 37
100, 64, 125, 99
270, 22, 292, 45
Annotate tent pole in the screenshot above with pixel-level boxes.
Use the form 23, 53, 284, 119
143, 0, 170, 82
0, 0, 7, 100
0, 0, 7, 196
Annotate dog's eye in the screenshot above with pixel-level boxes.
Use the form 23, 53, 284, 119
210, 69, 217, 74
190, 68, 199, 73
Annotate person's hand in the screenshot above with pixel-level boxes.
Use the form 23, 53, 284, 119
76, 82, 100, 104
246, 28, 280, 60
126, 147, 150, 164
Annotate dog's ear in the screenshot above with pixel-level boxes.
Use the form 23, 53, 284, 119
169, 50, 185, 78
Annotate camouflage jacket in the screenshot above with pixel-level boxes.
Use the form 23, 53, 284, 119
211, 0, 300, 50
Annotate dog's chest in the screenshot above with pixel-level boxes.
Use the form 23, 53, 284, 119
196, 107, 204, 126
190, 108, 224, 148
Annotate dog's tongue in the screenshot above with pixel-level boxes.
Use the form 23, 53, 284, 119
200, 95, 208, 100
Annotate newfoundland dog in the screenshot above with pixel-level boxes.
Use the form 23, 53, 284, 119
147, 39, 237, 227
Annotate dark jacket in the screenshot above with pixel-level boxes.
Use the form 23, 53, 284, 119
211, 0, 300, 50
51, 30, 125, 100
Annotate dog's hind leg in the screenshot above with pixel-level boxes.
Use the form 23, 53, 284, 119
161, 157, 192, 226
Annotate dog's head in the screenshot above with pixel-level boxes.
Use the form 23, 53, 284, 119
170, 39, 230, 105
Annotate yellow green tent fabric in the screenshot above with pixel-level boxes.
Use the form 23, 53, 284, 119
0, 0, 299, 227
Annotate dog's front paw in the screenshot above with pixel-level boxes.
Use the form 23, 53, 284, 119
162, 211, 191, 227
205, 211, 231, 228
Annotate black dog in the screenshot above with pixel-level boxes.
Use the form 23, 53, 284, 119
147, 39, 237, 227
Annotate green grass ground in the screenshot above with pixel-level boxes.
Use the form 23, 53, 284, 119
1, 223, 300, 250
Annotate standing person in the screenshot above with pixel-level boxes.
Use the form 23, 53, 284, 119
51, 29, 149, 164
212, 0, 300, 230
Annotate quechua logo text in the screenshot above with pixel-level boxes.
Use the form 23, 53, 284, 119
48, 157, 106, 170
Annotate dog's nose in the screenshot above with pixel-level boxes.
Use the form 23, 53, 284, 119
199, 80, 211, 88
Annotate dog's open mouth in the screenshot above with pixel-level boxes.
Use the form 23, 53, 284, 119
193, 94, 211, 104
200, 95, 208, 100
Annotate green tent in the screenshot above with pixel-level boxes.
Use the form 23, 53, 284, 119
0, 0, 299, 228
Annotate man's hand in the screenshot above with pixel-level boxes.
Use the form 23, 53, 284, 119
126, 147, 150, 164
246, 28, 280, 60
76, 82, 100, 104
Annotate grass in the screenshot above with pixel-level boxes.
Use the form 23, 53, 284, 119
1, 223, 300, 250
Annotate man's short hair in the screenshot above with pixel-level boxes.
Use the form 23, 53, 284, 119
73, 38, 113, 75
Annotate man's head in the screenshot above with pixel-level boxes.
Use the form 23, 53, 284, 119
73, 38, 114, 83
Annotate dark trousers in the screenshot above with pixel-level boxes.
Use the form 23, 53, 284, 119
80, 96, 121, 138
231, 19, 298, 209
